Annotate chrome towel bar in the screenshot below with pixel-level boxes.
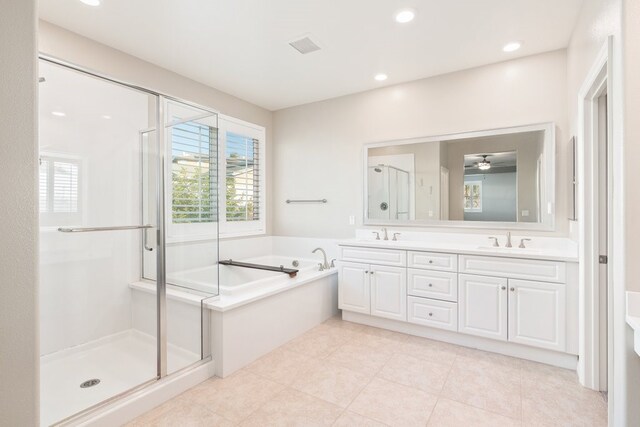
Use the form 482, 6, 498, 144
286, 199, 327, 204
58, 225, 153, 233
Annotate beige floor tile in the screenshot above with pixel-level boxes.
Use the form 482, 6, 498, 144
326, 341, 394, 376
455, 347, 522, 374
126, 395, 233, 427
441, 358, 522, 419
180, 371, 284, 423
246, 347, 323, 386
323, 315, 367, 332
359, 325, 410, 343
519, 359, 578, 385
333, 411, 388, 426
348, 377, 438, 427
378, 353, 450, 394
427, 398, 521, 427
521, 375, 607, 426
396, 335, 460, 367
351, 332, 406, 354
283, 324, 356, 358
239, 388, 343, 426
292, 361, 371, 407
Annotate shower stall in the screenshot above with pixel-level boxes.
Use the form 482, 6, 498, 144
38, 58, 220, 425
367, 164, 410, 220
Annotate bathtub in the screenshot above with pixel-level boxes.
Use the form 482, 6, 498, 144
167, 255, 320, 296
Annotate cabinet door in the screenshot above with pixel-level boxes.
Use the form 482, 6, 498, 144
458, 274, 508, 341
508, 279, 566, 351
370, 265, 407, 321
338, 262, 370, 314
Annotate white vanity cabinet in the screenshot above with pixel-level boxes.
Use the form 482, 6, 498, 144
338, 256, 407, 321
458, 274, 508, 340
508, 279, 566, 351
338, 242, 578, 362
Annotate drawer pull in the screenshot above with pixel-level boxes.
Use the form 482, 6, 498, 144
428, 312, 433, 316
428, 283, 433, 287
364, 270, 369, 274
501, 286, 506, 290
428, 260, 433, 264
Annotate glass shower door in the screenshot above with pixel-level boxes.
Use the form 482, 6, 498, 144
38, 60, 161, 425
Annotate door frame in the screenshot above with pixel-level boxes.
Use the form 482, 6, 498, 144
577, 38, 613, 394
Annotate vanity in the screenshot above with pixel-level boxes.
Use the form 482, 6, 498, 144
338, 233, 579, 367
342, 122, 579, 368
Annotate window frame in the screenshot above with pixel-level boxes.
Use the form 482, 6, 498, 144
218, 115, 266, 237
165, 114, 266, 242
463, 180, 483, 213
39, 152, 85, 227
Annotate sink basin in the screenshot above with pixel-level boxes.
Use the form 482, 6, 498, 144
476, 246, 543, 254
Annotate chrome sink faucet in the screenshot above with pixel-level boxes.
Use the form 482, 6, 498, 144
505, 231, 512, 248
312, 248, 329, 270
382, 228, 389, 241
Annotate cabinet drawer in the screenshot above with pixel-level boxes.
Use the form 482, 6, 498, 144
408, 269, 457, 302
408, 296, 458, 331
339, 246, 406, 267
459, 255, 566, 283
408, 251, 457, 272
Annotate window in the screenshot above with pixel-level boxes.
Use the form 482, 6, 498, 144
225, 132, 259, 222
464, 180, 482, 212
39, 154, 82, 226
171, 121, 217, 225
167, 115, 266, 240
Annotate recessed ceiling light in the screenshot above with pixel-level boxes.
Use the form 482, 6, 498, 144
374, 73, 388, 82
80, 0, 101, 6
101, 115, 112, 119
503, 41, 522, 52
395, 9, 416, 23
51, 111, 66, 117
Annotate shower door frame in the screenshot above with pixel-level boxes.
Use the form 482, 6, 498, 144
38, 53, 219, 421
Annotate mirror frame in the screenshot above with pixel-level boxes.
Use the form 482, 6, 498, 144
363, 122, 556, 231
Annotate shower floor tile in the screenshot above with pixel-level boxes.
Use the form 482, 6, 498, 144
40, 329, 198, 426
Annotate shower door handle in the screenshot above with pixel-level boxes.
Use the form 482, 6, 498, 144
57, 225, 154, 233
143, 227, 155, 251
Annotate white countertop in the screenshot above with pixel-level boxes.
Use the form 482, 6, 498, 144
626, 291, 640, 357
338, 234, 578, 263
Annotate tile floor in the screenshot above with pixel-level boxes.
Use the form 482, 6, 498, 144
128, 316, 608, 426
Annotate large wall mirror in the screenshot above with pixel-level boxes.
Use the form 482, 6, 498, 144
364, 123, 555, 230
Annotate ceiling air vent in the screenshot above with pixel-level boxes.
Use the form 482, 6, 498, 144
289, 36, 321, 55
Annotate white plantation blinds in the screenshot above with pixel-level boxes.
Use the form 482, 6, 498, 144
39, 156, 80, 215
171, 121, 218, 224
225, 132, 260, 222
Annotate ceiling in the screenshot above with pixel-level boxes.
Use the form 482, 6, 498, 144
39, 0, 584, 111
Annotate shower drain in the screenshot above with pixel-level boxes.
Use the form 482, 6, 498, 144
80, 379, 100, 389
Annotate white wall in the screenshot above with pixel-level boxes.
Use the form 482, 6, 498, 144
0, 0, 39, 425
273, 49, 569, 238
567, 0, 639, 424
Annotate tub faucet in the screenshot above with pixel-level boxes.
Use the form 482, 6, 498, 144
505, 231, 512, 248
312, 248, 330, 269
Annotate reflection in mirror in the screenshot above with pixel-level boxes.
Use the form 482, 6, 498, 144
365, 124, 552, 228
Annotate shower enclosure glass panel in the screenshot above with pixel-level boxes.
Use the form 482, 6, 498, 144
367, 165, 410, 220
38, 60, 160, 425
142, 99, 219, 374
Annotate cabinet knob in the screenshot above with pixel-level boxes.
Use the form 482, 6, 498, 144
428, 283, 433, 287
428, 312, 433, 317
501, 286, 506, 290
428, 260, 433, 264
510, 287, 515, 292
365, 270, 369, 274
370, 271, 374, 275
